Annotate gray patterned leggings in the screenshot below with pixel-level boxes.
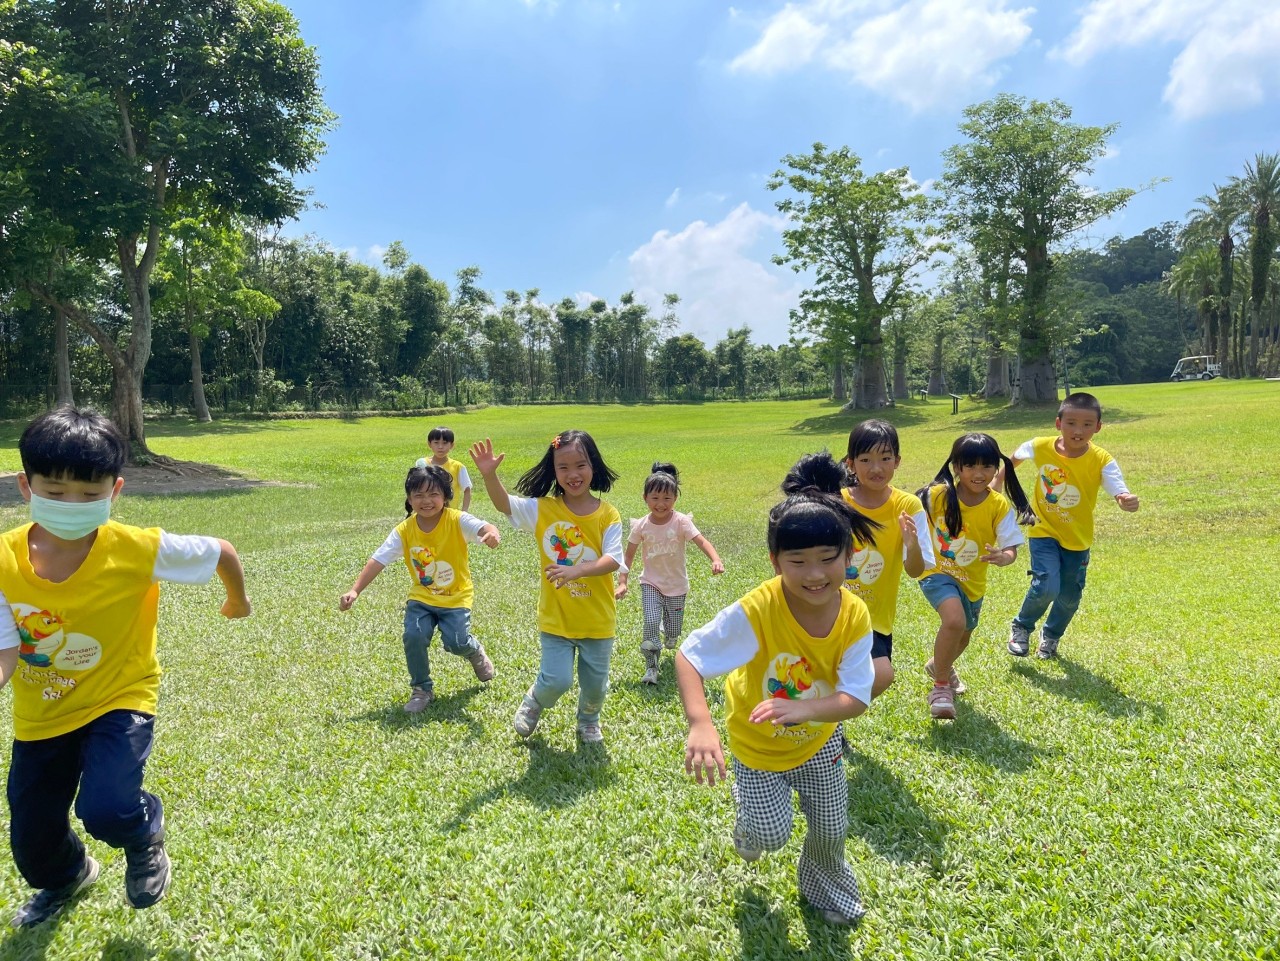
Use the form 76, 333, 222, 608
640, 583, 686, 651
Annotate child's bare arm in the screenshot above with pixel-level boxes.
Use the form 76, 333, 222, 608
340, 558, 386, 609
468, 439, 512, 516
545, 555, 619, 588
899, 511, 925, 577
690, 534, 725, 574
0, 648, 17, 690
216, 540, 252, 618
676, 652, 726, 785
476, 523, 501, 548
615, 542, 640, 599
991, 457, 1025, 493
461, 487, 473, 512
749, 691, 866, 727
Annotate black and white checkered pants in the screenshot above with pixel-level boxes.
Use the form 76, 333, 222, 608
731, 729, 864, 923
640, 583, 686, 651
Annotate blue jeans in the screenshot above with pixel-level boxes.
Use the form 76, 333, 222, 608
918, 573, 984, 631
1013, 537, 1090, 640
8, 709, 162, 891
403, 600, 479, 692
530, 632, 615, 725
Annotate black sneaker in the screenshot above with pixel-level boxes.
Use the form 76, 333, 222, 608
124, 830, 171, 909
11, 855, 100, 928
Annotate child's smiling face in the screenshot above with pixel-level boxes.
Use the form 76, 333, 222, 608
553, 443, 593, 499
846, 445, 899, 493
408, 483, 446, 522
1056, 407, 1101, 455
645, 488, 677, 519
771, 544, 849, 611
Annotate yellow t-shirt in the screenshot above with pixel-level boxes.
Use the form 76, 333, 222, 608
918, 486, 1020, 602
1020, 437, 1114, 551
0, 522, 164, 740
724, 578, 872, 771
529, 497, 621, 639
841, 487, 925, 635
396, 509, 475, 609
424, 457, 468, 496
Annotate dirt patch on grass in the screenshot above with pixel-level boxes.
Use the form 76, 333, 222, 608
0, 462, 287, 506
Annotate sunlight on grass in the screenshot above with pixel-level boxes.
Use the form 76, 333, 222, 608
0, 380, 1277, 959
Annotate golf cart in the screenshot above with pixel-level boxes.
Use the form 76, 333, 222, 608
1170, 356, 1221, 381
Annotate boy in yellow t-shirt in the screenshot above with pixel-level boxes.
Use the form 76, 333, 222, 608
0, 408, 251, 928
415, 426, 473, 512
1003, 392, 1140, 660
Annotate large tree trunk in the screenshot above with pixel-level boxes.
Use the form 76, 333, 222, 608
1017, 241, 1057, 403
892, 333, 908, 399
53, 307, 74, 407
927, 330, 947, 395
831, 359, 847, 402
189, 326, 212, 423
1248, 303, 1261, 376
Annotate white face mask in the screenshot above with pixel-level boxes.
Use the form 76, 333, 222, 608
29, 492, 113, 541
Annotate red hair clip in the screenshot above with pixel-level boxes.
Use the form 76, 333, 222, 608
552, 434, 562, 449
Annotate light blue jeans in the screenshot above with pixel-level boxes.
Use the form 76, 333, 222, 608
530, 632, 615, 724
1012, 537, 1090, 641
403, 600, 479, 692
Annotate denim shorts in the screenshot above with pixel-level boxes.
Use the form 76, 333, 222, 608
918, 573, 984, 632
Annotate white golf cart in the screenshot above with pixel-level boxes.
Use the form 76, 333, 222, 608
1170, 355, 1221, 381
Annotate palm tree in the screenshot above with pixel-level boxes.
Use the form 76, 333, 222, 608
1165, 246, 1221, 358
1181, 186, 1240, 368
1227, 152, 1280, 375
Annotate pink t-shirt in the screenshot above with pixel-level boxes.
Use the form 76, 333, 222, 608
629, 511, 700, 596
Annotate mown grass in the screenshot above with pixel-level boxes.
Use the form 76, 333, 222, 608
0, 380, 1277, 960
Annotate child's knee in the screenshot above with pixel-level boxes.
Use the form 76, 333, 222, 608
440, 631, 474, 655
806, 812, 850, 848
740, 811, 792, 852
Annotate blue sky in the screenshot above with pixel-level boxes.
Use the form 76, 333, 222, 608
282, 0, 1280, 346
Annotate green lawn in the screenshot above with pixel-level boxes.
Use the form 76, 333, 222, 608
0, 381, 1277, 960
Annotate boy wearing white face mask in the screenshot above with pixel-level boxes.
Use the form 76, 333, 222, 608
0, 406, 251, 929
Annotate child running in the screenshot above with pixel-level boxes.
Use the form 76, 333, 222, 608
416, 426, 473, 512
841, 420, 935, 699
0, 407, 251, 927
1001, 392, 1140, 660
339, 465, 499, 713
677, 452, 879, 927
916, 433, 1034, 720
615, 462, 725, 686
469, 431, 623, 744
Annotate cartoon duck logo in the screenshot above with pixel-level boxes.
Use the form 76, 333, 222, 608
17, 609, 66, 667
548, 524, 584, 566
767, 654, 814, 700
410, 546, 436, 586
845, 546, 868, 582
1041, 465, 1069, 504
935, 523, 960, 561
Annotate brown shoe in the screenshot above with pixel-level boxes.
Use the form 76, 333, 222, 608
404, 686, 433, 713
468, 646, 495, 682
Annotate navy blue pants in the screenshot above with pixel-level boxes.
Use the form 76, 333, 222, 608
7, 709, 163, 891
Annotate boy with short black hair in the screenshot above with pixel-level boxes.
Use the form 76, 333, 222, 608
1001, 392, 1139, 659
0, 406, 251, 928
415, 426, 473, 511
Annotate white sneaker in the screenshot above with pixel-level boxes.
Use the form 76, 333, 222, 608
576, 720, 604, 743
641, 666, 659, 685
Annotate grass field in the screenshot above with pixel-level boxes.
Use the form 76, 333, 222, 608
0, 380, 1277, 960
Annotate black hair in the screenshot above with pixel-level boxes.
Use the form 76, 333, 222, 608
916, 433, 1034, 538
19, 406, 128, 482
515, 429, 618, 497
844, 419, 900, 487
768, 452, 880, 556
1058, 392, 1102, 421
643, 462, 680, 498
427, 426, 455, 443
404, 464, 453, 515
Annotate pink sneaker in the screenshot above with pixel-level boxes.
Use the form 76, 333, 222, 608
927, 684, 955, 720
925, 659, 967, 695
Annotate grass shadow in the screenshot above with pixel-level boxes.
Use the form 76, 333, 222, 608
341, 685, 486, 738
846, 749, 948, 866
1011, 656, 1165, 720
100, 938, 197, 961
788, 402, 932, 436
733, 887, 854, 961
0, 911, 64, 961
440, 739, 615, 833
915, 701, 1051, 773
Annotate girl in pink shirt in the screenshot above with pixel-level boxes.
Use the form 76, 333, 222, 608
615, 463, 724, 685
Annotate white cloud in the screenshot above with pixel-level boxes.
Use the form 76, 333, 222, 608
729, 0, 1034, 109
664, 187, 681, 208
368, 244, 387, 263
628, 203, 804, 346
1057, 0, 1279, 119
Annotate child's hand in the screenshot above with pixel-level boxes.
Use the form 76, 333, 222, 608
749, 697, 810, 727
222, 595, 253, 618
544, 564, 577, 589
897, 511, 917, 540
469, 438, 504, 475
685, 722, 727, 786
339, 591, 358, 611
614, 577, 629, 600
710, 560, 725, 575
478, 527, 501, 548
1117, 492, 1140, 512
980, 544, 1016, 566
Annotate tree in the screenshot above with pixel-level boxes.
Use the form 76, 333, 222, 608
942, 95, 1135, 403
769, 144, 935, 409
0, 0, 332, 457
1228, 153, 1280, 375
